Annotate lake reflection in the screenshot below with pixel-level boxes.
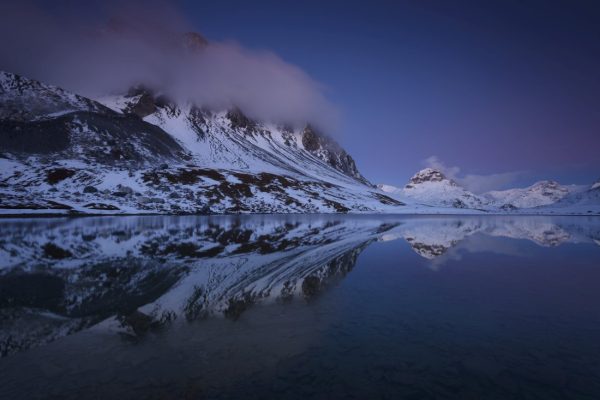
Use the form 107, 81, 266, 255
1, 215, 600, 399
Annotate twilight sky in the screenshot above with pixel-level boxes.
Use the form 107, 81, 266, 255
2, 0, 599, 190
181, 0, 600, 190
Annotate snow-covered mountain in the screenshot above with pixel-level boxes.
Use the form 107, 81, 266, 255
0, 70, 406, 214
483, 180, 573, 209
378, 168, 486, 209
1, 67, 598, 215
379, 169, 599, 213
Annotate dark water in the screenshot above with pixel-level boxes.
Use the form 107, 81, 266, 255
1, 215, 600, 399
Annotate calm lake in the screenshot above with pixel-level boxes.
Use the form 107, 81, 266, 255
1, 215, 599, 399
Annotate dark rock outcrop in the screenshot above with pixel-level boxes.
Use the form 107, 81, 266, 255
301, 125, 370, 184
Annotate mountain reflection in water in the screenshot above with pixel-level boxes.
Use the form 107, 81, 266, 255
1, 215, 600, 400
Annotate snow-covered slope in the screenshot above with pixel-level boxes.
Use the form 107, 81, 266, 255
99, 88, 369, 185
0, 71, 406, 215
379, 168, 486, 209
538, 180, 600, 214
483, 180, 573, 209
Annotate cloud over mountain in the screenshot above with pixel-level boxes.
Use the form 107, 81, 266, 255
0, 0, 337, 130
424, 156, 525, 194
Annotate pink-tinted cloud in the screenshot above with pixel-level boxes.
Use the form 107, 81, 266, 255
0, 1, 337, 131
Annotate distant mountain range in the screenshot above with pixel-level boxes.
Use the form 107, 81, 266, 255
379, 168, 600, 214
0, 64, 598, 215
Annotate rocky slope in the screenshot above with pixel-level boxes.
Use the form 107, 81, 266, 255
0, 70, 405, 215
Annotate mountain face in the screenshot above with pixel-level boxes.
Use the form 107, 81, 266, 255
0, 71, 404, 215
102, 87, 370, 184
379, 168, 486, 209
483, 180, 572, 209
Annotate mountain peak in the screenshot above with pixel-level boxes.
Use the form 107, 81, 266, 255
397, 168, 483, 209
408, 168, 449, 185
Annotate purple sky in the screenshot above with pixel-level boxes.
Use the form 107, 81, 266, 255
1, 0, 599, 190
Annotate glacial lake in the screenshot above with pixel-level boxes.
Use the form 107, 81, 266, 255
1, 215, 599, 399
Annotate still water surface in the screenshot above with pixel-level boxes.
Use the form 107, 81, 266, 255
1, 215, 599, 399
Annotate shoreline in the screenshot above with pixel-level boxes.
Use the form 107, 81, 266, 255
1, 211, 599, 219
